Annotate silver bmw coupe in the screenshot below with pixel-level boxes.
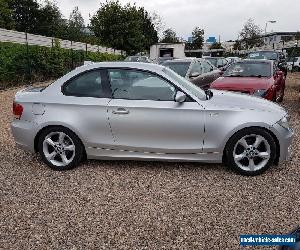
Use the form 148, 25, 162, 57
11, 62, 293, 175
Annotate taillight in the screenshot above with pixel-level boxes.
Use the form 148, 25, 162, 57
13, 102, 23, 119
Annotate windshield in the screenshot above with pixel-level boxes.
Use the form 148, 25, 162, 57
224, 62, 271, 77
205, 58, 218, 66
162, 61, 190, 77
247, 51, 278, 60
162, 67, 206, 100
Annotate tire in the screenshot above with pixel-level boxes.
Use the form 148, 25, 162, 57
225, 127, 276, 176
38, 126, 84, 171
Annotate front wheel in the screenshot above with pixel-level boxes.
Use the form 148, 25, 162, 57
38, 127, 84, 171
225, 128, 276, 176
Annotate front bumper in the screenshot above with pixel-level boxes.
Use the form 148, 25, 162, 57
11, 119, 39, 153
270, 123, 294, 163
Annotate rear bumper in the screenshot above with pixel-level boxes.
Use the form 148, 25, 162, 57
11, 119, 39, 153
270, 123, 294, 163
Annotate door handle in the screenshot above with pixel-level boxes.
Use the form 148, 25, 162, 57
112, 108, 130, 115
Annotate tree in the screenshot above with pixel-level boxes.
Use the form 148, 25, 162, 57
0, 0, 15, 29
90, 1, 158, 54
191, 27, 204, 49
68, 6, 85, 41
209, 42, 223, 50
296, 31, 300, 42
233, 40, 242, 51
36, 0, 65, 37
160, 28, 179, 43
150, 11, 164, 39
239, 18, 263, 49
9, 0, 40, 33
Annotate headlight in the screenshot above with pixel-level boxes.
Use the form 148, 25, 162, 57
253, 89, 268, 97
277, 116, 290, 129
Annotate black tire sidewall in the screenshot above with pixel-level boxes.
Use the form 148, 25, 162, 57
38, 126, 83, 171
226, 128, 277, 176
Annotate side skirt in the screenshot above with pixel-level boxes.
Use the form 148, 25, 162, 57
86, 147, 223, 163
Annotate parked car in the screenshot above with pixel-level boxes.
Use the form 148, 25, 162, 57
226, 57, 241, 64
124, 56, 152, 63
210, 60, 286, 102
11, 62, 293, 176
247, 50, 288, 76
287, 57, 300, 72
205, 57, 231, 71
162, 58, 221, 89
157, 57, 175, 65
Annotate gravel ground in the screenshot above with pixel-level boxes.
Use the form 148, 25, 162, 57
0, 75, 299, 249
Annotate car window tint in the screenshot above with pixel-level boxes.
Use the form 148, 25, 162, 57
108, 69, 176, 101
190, 62, 202, 74
64, 70, 106, 98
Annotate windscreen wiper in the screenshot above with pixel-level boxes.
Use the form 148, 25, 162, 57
226, 74, 243, 77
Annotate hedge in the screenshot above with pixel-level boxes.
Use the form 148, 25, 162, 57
0, 41, 124, 89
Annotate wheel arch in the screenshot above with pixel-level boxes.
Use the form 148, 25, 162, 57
222, 126, 280, 165
34, 125, 87, 160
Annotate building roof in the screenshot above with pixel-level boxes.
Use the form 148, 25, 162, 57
262, 32, 298, 38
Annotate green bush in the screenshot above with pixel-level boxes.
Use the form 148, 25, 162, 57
0, 41, 124, 89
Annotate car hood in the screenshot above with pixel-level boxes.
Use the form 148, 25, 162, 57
211, 77, 272, 93
207, 89, 286, 115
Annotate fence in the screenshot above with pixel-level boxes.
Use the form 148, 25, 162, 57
0, 28, 125, 88
0, 28, 123, 55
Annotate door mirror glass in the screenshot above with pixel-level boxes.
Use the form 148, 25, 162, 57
175, 91, 186, 103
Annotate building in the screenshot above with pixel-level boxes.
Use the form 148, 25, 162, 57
149, 43, 186, 60
263, 32, 298, 49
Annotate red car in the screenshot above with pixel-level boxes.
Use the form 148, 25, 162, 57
210, 60, 285, 102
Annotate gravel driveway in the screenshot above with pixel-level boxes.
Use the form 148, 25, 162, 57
1, 74, 299, 249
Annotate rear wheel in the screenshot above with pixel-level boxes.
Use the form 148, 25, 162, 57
225, 128, 276, 176
38, 127, 83, 171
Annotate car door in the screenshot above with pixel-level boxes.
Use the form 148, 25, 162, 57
60, 69, 114, 149
107, 68, 205, 154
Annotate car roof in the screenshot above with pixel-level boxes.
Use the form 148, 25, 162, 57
164, 58, 201, 63
76, 61, 164, 72
242, 59, 273, 64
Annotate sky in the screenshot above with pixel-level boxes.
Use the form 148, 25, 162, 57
54, 0, 300, 41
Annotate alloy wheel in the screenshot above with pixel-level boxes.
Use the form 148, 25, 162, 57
233, 134, 271, 172
42, 132, 76, 167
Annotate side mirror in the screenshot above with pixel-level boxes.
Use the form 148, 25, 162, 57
189, 72, 200, 78
175, 91, 186, 103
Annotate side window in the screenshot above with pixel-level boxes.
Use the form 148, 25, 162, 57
63, 70, 107, 98
217, 59, 223, 67
190, 62, 202, 74
108, 69, 176, 101
202, 61, 213, 73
